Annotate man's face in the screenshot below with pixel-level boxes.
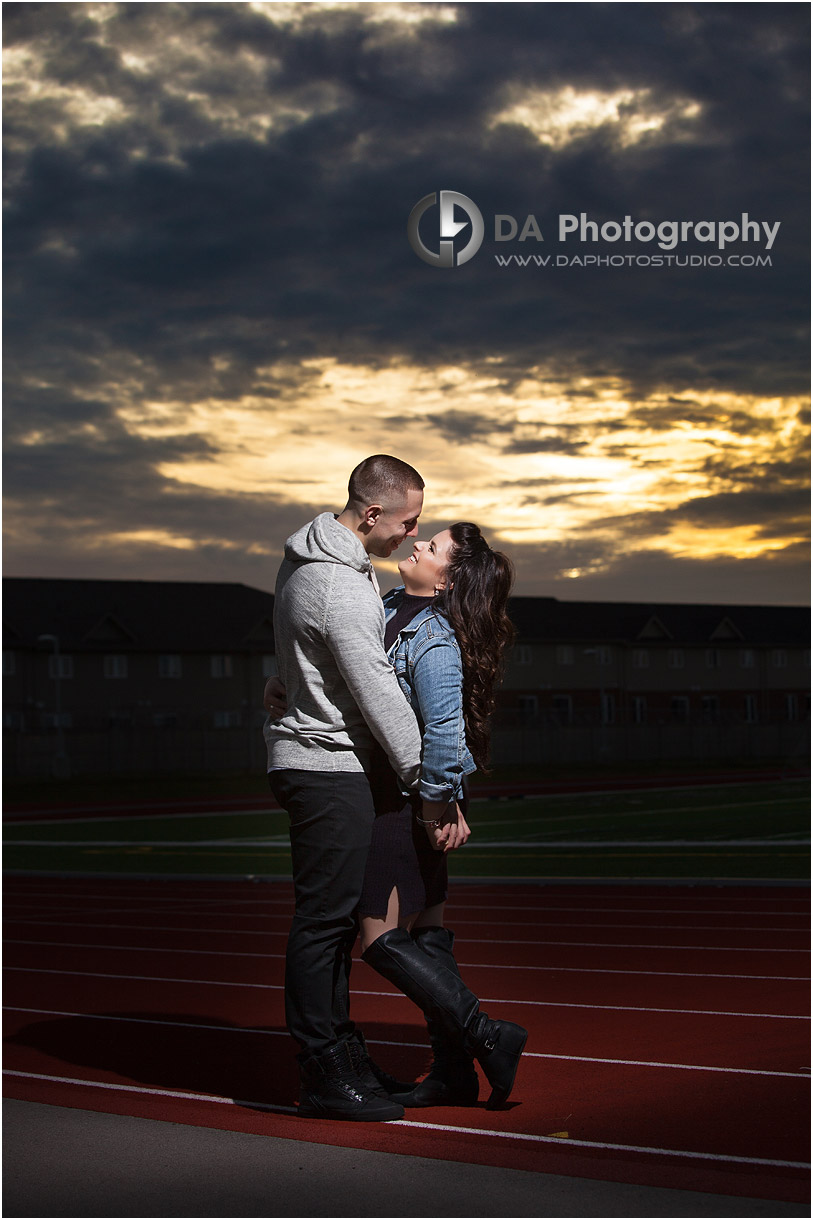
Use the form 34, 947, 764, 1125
365, 488, 424, 558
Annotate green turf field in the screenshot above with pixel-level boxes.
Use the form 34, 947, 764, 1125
3, 778, 809, 881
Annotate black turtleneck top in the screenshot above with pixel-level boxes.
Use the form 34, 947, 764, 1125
384, 592, 434, 652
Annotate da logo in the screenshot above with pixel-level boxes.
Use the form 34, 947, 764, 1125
407, 191, 485, 267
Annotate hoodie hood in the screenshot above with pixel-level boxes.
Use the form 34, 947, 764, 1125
284, 512, 373, 577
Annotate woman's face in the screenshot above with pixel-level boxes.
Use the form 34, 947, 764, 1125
398, 529, 455, 596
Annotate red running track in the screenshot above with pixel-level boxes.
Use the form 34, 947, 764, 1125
3, 877, 810, 1205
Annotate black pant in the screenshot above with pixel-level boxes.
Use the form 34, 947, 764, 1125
268, 769, 376, 1061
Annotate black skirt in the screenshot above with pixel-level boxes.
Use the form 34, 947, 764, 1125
357, 750, 449, 919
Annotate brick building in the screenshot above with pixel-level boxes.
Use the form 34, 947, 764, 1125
3, 578, 809, 778
3, 579, 276, 778
495, 598, 810, 768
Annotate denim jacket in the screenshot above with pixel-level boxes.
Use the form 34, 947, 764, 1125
383, 587, 476, 802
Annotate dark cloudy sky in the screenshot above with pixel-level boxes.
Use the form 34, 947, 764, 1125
4, 1, 810, 602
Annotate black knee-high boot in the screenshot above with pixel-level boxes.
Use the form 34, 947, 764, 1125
362, 927, 527, 1109
392, 926, 479, 1107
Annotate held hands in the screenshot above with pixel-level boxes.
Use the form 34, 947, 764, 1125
265, 674, 471, 856
421, 800, 471, 853
263, 674, 287, 717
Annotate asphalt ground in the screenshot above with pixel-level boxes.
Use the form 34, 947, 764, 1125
5, 1099, 810, 1218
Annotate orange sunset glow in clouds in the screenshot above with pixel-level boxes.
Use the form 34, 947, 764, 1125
4, 3, 809, 603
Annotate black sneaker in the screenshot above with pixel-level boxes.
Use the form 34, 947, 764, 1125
298, 1041, 405, 1122
348, 1031, 415, 1098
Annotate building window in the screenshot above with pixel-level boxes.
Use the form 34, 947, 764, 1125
3, 710, 24, 731
632, 649, 649, 669
772, 650, 787, 669
555, 645, 574, 666
159, 654, 182, 679
152, 711, 179, 728
109, 709, 133, 728
705, 649, 721, 669
552, 695, 572, 725
739, 650, 755, 669
516, 645, 533, 665
744, 694, 758, 723
104, 655, 128, 679
43, 711, 73, 729
786, 694, 798, 722
214, 710, 242, 728
701, 695, 719, 723
631, 696, 647, 724
517, 696, 538, 723
48, 655, 74, 679
670, 696, 689, 723
2, 651, 16, 677
262, 655, 277, 678
668, 649, 685, 669
210, 655, 234, 679
597, 646, 613, 666
600, 693, 616, 724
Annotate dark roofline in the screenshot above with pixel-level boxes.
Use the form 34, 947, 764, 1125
2, 576, 268, 592
3, 578, 808, 611
2, 579, 808, 650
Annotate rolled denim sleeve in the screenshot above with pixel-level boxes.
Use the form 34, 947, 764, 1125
409, 635, 467, 802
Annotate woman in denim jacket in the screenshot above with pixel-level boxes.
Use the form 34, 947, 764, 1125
359, 522, 528, 1110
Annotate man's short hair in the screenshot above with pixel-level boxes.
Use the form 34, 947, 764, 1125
347, 455, 424, 508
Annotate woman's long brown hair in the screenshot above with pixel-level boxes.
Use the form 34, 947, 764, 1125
434, 522, 515, 773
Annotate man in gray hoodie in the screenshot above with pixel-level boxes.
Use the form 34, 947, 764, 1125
265, 455, 425, 1121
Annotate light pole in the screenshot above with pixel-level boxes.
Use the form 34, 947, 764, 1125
38, 634, 70, 778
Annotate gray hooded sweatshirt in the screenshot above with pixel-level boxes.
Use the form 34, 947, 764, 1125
264, 512, 422, 788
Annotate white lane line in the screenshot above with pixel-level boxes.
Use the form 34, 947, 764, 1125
475, 790, 808, 815
3, 941, 288, 960
7, 838, 809, 848
4, 840, 288, 848
3, 968, 809, 1020
412, 917, 812, 932
395, 1114, 811, 1170
4, 946, 805, 985
5, 955, 807, 983
5, 1007, 807, 1080
4, 781, 804, 822
455, 939, 810, 954
472, 805, 808, 832
7, 909, 809, 934
456, 923, 810, 936
7, 935, 808, 958
8, 890, 807, 913
459, 840, 811, 848
4, 896, 808, 918
458, 965, 809, 981
3, 1070, 808, 1170
526, 1053, 810, 1079
4, 894, 808, 920
4, 917, 808, 943
3, 918, 272, 934
2, 893, 807, 917
2, 809, 276, 827
5, 885, 807, 910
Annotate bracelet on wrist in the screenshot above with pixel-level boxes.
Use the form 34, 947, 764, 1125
415, 815, 442, 828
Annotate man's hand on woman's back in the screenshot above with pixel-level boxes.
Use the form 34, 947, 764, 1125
264, 674, 287, 717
